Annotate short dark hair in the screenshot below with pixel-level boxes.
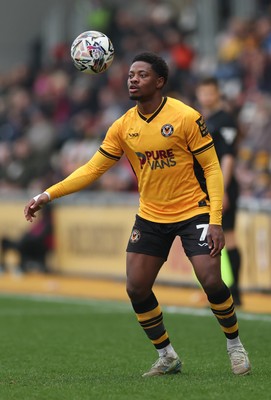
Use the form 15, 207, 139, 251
132, 52, 169, 84
197, 77, 219, 88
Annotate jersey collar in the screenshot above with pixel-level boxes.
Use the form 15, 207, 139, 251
137, 97, 167, 123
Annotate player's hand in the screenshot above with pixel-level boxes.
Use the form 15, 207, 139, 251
207, 224, 225, 257
24, 192, 50, 222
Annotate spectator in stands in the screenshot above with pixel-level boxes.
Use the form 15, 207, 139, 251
236, 92, 271, 198
0, 205, 54, 274
1, 4, 271, 199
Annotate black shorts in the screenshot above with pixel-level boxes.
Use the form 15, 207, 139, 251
126, 213, 211, 260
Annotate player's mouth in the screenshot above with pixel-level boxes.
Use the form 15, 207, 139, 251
129, 86, 139, 93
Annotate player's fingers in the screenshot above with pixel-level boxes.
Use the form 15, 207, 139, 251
24, 199, 40, 222
209, 239, 218, 257
24, 192, 50, 222
24, 207, 35, 222
207, 232, 213, 250
210, 245, 219, 257
210, 237, 224, 257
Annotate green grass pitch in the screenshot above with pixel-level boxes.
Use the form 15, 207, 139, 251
0, 293, 270, 400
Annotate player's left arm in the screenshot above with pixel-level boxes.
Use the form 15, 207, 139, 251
195, 145, 225, 256
195, 145, 224, 224
186, 112, 225, 256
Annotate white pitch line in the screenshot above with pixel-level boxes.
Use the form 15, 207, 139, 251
164, 305, 271, 322
0, 293, 270, 322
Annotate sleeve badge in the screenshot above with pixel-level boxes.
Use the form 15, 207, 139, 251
196, 116, 209, 137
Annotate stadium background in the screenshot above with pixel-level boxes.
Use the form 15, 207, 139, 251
0, 0, 271, 300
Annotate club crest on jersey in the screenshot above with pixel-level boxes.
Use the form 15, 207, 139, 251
130, 229, 141, 243
161, 124, 174, 137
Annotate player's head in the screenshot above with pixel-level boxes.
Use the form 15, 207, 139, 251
128, 52, 169, 101
132, 53, 169, 84
196, 77, 221, 109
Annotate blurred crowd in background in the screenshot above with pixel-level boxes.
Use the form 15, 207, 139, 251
1, 0, 271, 199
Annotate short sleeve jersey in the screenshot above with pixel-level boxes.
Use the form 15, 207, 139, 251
99, 96, 216, 223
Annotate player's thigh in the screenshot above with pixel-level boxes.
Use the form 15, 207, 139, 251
190, 253, 222, 291
179, 213, 211, 258
126, 252, 165, 291
178, 213, 223, 292
126, 215, 174, 259
126, 215, 174, 293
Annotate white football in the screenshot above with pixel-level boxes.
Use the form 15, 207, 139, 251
71, 30, 114, 74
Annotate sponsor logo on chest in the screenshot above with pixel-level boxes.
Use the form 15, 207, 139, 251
135, 149, 176, 170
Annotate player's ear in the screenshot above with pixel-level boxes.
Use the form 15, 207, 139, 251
156, 76, 165, 89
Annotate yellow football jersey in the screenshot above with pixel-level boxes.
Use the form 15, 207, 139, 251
46, 97, 223, 224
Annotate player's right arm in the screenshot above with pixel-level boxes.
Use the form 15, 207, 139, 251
46, 149, 121, 200
24, 120, 123, 222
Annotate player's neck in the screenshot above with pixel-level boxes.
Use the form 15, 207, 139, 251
137, 95, 164, 116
